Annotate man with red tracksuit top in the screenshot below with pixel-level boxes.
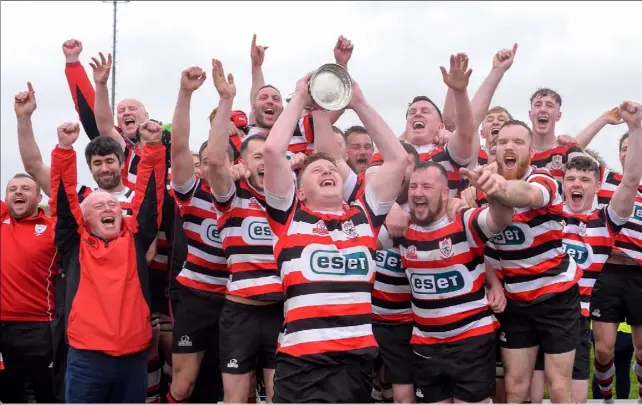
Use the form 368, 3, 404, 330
0, 173, 59, 403
49, 120, 166, 403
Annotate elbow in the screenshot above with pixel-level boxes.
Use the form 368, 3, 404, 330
263, 140, 283, 162
443, 117, 456, 133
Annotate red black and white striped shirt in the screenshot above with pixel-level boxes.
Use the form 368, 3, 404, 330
172, 175, 228, 296
265, 183, 392, 361
531, 144, 584, 184
562, 204, 628, 317
212, 180, 283, 301
397, 208, 498, 345
485, 167, 582, 303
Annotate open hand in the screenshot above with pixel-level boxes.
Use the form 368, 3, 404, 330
441, 53, 472, 92
212, 59, 236, 100
89, 52, 112, 85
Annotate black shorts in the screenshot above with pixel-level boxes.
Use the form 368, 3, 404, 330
172, 287, 225, 353
273, 353, 374, 403
534, 316, 590, 380
413, 333, 495, 403
590, 263, 642, 325
219, 300, 283, 374
372, 322, 414, 384
500, 284, 580, 354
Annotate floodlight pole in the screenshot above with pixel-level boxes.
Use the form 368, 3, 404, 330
103, 0, 130, 115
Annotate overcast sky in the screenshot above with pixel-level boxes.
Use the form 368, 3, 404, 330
2, 1, 641, 200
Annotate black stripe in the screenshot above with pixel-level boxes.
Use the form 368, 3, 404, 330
278, 246, 376, 267
226, 244, 274, 257
401, 231, 468, 253
285, 313, 371, 334
372, 296, 411, 310
411, 287, 486, 310
375, 272, 409, 286
231, 269, 279, 281
505, 256, 572, 284
526, 213, 563, 228
286, 281, 373, 298
184, 262, 228, 279
498, 239, 563, 261
414, 306, 493, 334
186, 238, 225, 258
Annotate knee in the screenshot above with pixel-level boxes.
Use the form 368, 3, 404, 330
548, 379, 571, 397
504, 374, 529, 401
634, 346, 642, 363
170, 366, 197, 399
595, 343, 615, 362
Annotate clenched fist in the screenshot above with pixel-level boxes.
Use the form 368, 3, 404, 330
89, 52, 112, 85
14, 82, 37, 118
139, 120, 163, 144
180, 67, 207, 93
619, 101, 641, 130
334, 35, 354, 68
62, 39, 83, 64
57, 123, 81, 148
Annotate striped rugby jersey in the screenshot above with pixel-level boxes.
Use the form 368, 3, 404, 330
596, 167, 642, 265
245, 113, 315, 157
397, 208, 498, 346
265, 182, 392, 361
478, 145, 489, 166
531, 143, 584, 184
172, 175, 228, 296
485, 167, 582, 303
366, 143, 476, 198
77, 185, 135, 216
373, 225, 412, 324
212, 179, 283, 301
562, 204, 628, 317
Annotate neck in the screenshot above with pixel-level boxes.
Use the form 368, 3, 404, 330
101, 183, 126, 193
533, 131, 557, 150
407, 132, 432, 147
305, 197, 343, 213
14, 210, 39, 221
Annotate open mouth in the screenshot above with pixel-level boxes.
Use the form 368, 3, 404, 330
264, 108, 275, 117
412, 121, 425, 130
13, 197, 26, 206
320, 178, 336, 187
537, 116, 549, 124
257, 169, 265, 178
356, 158, 369, 166
101, 216, 115, 225
571, 191, 583, 204
124, 117, 136, 127
491, 128, 500, 135
504, 156, 516, 169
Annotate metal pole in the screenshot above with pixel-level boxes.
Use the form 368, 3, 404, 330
111, 0, 117, 113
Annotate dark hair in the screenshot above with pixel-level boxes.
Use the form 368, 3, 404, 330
198, 141, 235, 164
256, 85, 281, 101
566, 156, 600, 179
401, 141, 419, 165
331, 126, 344, 136
619, 132, 629, 152
344, 125, 369, 141
486, 106, 513, 120
500, 119, 534, 141
8, 173, 41, 194
84, 136, 125, 166
198, 141, 208, 162
530, 88, 562, 107
208, 107, 218, 123
296, 152, 337, 187
412, 160, 448, 183
406, 96, 443, 122
240, 134, 268, 156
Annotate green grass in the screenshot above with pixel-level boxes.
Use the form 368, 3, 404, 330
542, 346, 638, 400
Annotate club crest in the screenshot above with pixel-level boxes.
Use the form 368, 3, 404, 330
249, 197, 262, 209
34, 224, 47, 236
551, 155, 563, 170
439, 238, 454, 258
407, 245, 418, 260
342, 220, 358, 239
579, 222, 587, 236
313, 220, 329, 236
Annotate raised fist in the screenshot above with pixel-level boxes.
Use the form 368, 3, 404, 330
139, 120, 163, 144
89, 52, 112, 85
250, 34, 268, 68
619, 101, 642, 129
62, 39, 83, 64
212, 59, 236, 100
441, 53, 473, 92
180, 67, 207, 93
492, 43, 518, 73
14, 82, 37, 118
334, 35, 354, 67
57, 123, 80, 147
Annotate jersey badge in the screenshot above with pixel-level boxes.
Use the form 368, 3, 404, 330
439, 238, 454, 258
342, 220, 359, 239
551, 154, 563, 170
34, 224, 47, 236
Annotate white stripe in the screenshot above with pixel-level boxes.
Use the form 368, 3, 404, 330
177, 268, 227, 285
412, 315, 495, 340
280, 324, 372, 348
285, 292, 371, 312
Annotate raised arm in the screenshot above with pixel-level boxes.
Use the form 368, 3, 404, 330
442, 89, 456, 132
132, 121, 166, 251
350, 81, 406, 203
208, 59, 236, 196
470, 44, 517, 129
14, 82, 51, 196
326, 35, 354, 125
312, 110, 352, 180
440, 53, 478, 163
610, 101, 642, 218
88, 52, 125, 149
249, 34, 267, 124
572, 107, 624, 149
62, 39, 101, 140
49, 123, 84, 255
263, 72, 313, 198
170, 66, 206, 187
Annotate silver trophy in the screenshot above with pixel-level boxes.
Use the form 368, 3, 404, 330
308, 63, 353, 111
